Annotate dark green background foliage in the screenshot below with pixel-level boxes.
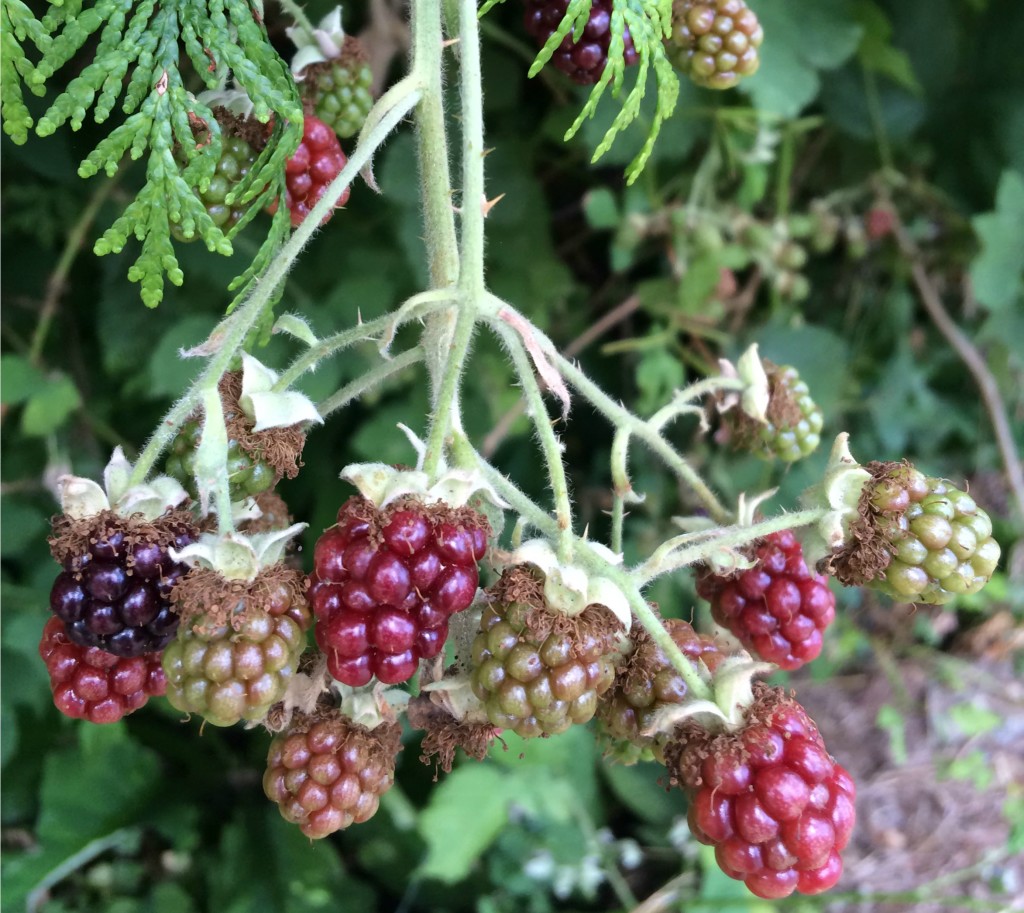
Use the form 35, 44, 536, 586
2, 0, 1023, 910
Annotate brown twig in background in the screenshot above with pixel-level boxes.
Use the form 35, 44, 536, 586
893, 221, 1024, 527
481, 293, 641, 457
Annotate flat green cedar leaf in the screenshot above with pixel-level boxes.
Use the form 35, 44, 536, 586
743, 0, 863, 118
20, 373, 81, 436
1, 354, 46, 404
417, 764, 518, 884
970, 170, 1024, 313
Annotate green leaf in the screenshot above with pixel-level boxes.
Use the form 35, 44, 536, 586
635, 347, 684, 415
876, 704, 908, 765
743, 0, 863, 117
417, 764, 517, 883
146, 316, 219, 399
970, 170, 1024, 313
20, 372, 80, 436
1, 354, 45, 404
601, 761, 686, 826
583, 188, 620, 230
0, 496, 49, 557
948, 703, 1001, 738
854, 0, 922, 94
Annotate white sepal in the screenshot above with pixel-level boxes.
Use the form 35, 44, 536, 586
195, 87, 255, 119
272, 313, 319, 347
506, 539, 631, 629
421, 671, 491, 723
57, 476, 109, 520
287, 6, 345, 73
238, 353, 323, 432
330, 681, 408, 730
170, 523, 306, 582
58, 448, 189, 521
800, 433, 871, 566
736, 343, 771, 422
340, 462, 510, 512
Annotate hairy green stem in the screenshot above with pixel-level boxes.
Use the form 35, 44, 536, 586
128, 81, 419, 488
648, 376, 745, 431
421, 0, 488, 479
635, 507, 827, 584
495, 324, 574, 554
274, 0, 316, 40
317, 347, 424, 418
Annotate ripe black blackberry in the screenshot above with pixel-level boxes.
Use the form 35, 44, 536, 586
524, 0, 639, 86
48, 510, 198, 657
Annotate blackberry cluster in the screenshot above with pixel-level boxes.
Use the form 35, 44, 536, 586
264, 714, 402, 838
282, 115, 350, 228
301, 40, 374, 139
311, 498, 489, 686
860, 467, 1000, 604
162, 576, 311, 727
670, 688, 855, 898
696, 531, 835, 670
598, 619, 722, 763
524, 0, 639, 86
470, 568, 618, 738
666, 0, 763, 89
48, 514, 196, 657
40, 617, 167, 724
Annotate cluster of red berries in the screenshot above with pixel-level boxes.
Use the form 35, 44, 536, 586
310, 498, 488, 685
697, 531, 836, 670
673, 690, 855, 898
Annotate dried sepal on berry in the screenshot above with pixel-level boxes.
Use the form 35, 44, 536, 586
263, 709, 402, 838
470, 565, 623, 739
810, 450, 1000, 605
665, 685, 855, 899
717, 348, 823, 463
166, 358, 318, 507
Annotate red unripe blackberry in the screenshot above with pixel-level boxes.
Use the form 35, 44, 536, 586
524, 0, 639, 86
666, 0, 763, 89
470, 567, 619, 738
311, 497, 489, 687
696, 531, 835, 670
48, 511, 197, 658
669, 687, 855, 898
163, 573, 311, 727
264, 713, 402, 838
281, 115, 350, 228
598, 619, 723, 763
39, 617, 167, 723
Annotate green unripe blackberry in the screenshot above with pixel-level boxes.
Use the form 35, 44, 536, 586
300, 40, 374, 140
164, 371, 305, 503
172, 114, 266, 242
598, 619, 722, 764
666, 0, 763, 90
166, 415, 277, 502
726, 362, 823, 462
470, 567, 618, 739
163, 570, 311, 727
864, 467, 1000, 604
809, 201, 841, 253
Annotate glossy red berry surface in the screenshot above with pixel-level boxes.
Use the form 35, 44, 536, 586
696, 531, 835, 670
282, 115, 350, 228
263, 716, 401, 838
39, 617, 167, 723
49, 519, 195, 658
311, 498, 488, 686
524, 0, 639, 86
676, 693, 855, 898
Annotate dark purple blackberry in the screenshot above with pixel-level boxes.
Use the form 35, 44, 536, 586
524, 0, 639, 86
49, 516, 197, 658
